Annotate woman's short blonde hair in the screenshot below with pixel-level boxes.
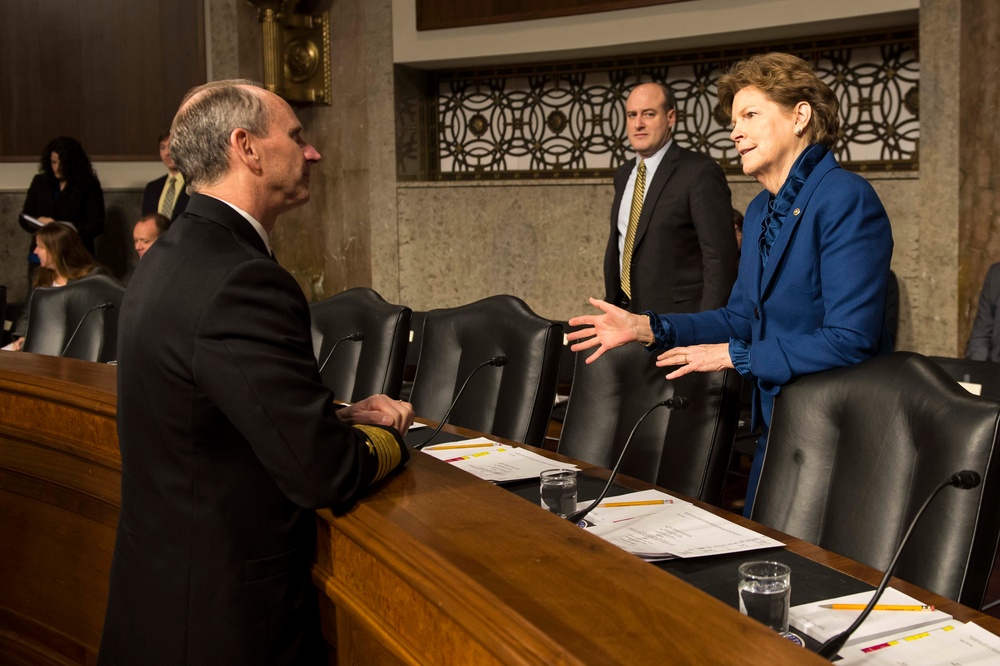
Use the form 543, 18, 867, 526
717, 52, 840, 148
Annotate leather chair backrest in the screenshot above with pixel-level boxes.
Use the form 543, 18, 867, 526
403, 311, 427, 378
23, 274, 125, 363
929, 356, 1000, 401
558, 343, 742, 505
409, 295, 561, 448
752, 352, 1000, 608
309, 287, 411, 401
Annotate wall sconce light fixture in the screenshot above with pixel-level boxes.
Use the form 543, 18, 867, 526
248, 0, 332, 105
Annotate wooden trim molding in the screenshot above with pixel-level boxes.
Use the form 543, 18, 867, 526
416, 0, 694, 31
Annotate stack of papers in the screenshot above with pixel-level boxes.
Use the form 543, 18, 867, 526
836, 620, 1000, 665
582, 490, 784, 560
421, 438, 577, 483
790, 588, 952, 650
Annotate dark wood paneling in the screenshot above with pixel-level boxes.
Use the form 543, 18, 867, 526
37, 0, 85, 150
81, 0, 127, 155
0, 1, 42, 158
120, 0, 165, 155
416, 0, 693, 31
0, 0, 205, 161
159, 0, 206, 131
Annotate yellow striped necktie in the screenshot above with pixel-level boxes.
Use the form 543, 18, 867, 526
620, 159, 646, 299
160, 176, 177, 218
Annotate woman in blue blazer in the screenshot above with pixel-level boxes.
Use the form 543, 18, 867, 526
569, 52, 894, 513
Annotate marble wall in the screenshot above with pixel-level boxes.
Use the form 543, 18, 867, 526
956, 0, 1000, 351
70, 0, 966, 360
190, 0, 964, 358
396, 173, 921, 349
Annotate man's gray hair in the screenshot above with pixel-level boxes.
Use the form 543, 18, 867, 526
169, 79, 271, 189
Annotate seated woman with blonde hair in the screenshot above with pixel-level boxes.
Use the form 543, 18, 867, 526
9, 223, 108, 351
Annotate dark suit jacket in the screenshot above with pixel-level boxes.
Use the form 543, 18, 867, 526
141, 173, 191, 221
662, 150, 894, 428
604, 143, 738, 314
966, 262, 1000, 361
99, 194, 407, 665
22, 173, 105, 254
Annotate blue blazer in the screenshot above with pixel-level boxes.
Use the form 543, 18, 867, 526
661, 150, 894, 426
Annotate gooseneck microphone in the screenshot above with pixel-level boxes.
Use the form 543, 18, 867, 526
815, 469, 982, 660
60, 302, 114, 357
565, 396, 689, 524
414, 355, 508, 450
317, 332, 364, 375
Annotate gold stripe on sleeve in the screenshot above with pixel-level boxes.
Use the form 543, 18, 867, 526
353, 425, 403, 483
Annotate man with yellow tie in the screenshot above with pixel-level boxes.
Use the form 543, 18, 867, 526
141, 132, 190, 221
604, 82, 738, 314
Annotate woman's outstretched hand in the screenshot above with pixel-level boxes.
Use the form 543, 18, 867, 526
656, 343, 734, 379
567, 297, 653, 364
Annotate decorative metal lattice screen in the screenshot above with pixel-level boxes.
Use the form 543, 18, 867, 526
422, 30, 917, 179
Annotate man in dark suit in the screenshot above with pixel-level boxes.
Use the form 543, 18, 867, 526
967, 262, 1000, 361
605, 83, 738, 314
99, 80, 413, 665
141, 132, 191, 221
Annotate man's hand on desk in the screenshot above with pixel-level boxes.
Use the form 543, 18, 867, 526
337, 394, 415, 435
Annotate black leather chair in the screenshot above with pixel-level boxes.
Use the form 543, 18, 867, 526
0, 285, 7, 346
548, 320, 584, 428
929, 356, 1000, 401
398, 311, 427, 401
409, 295, 561, 448
557, 343, 742, 505
751, 352, 1000, 608
309, 288, 411, 401
22, 274, 125, 363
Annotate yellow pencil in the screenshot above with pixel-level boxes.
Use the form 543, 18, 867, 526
425, 443, 497, 450
820, 604, 934, 611
598, 499, 670, 508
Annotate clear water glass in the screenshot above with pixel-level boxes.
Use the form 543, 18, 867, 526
738, 560, 791, 633
539, 469, 577, 518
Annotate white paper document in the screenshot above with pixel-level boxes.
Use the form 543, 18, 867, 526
584, 491, 783, 559
582, 489, 690, 533
422, 438, 577, 482
835, 620, 1000, 665
20, 214, 78, 232
790, 588, 953, 649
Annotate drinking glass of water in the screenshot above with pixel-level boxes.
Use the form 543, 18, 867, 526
738, 560, 790, 633
539, 469, 577, 518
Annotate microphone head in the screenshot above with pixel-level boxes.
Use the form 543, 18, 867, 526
490, 355, 508, 367
950, 470, 982, 489
349, 332, 365, 341
658, 396, 689, 409
100, 302, 115, 310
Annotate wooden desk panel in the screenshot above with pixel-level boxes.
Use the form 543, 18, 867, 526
313, 450, 819, 664
0, 353, 118, 666
0, 353, 993, 665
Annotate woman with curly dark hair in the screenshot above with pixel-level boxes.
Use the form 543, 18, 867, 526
20, 136, 106, 268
